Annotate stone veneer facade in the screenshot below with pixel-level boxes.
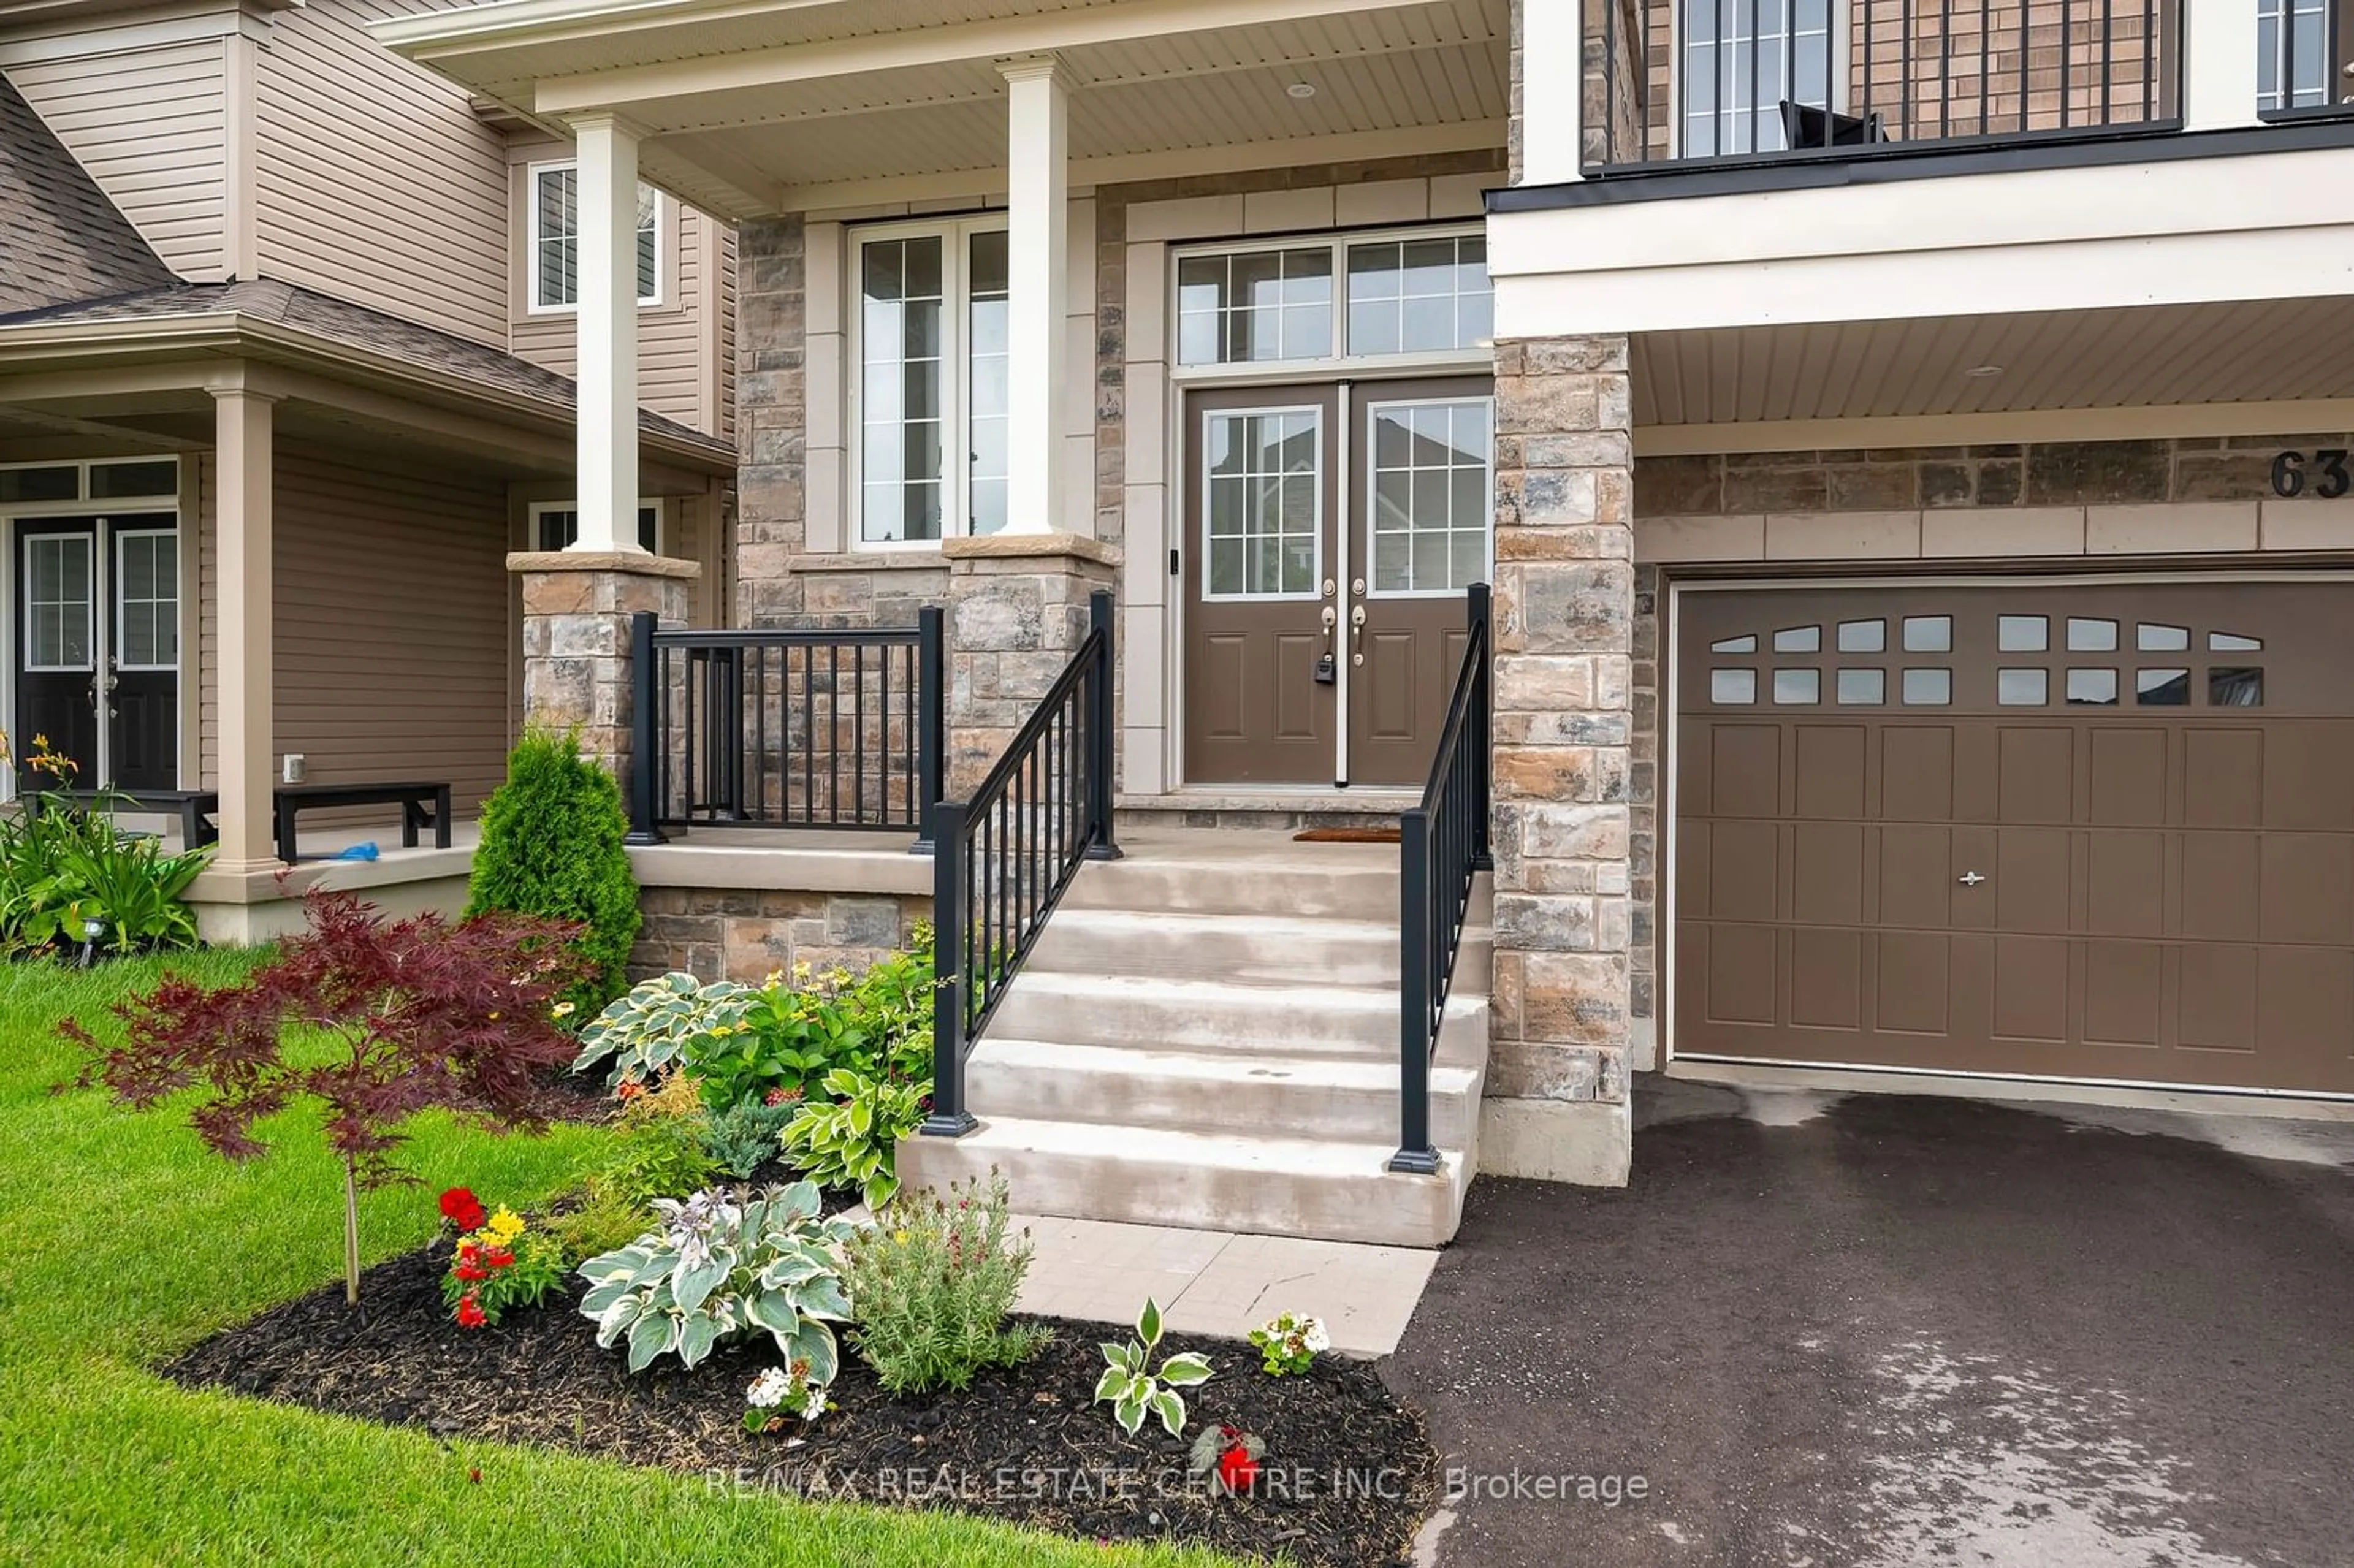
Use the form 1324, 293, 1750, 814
631, 887, 931, 984
509, 551, 697, 786
1483, 335, 1638, 1183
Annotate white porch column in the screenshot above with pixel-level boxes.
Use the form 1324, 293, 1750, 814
210, 386, 276, 870
1001, 57, 1069, 536
1517, 0, 1584, 184
2184, 0, 2263, 130
573, 112, 642, 551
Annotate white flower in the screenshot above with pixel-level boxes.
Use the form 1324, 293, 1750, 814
747, 1368, 794, 1409
1300, 1318, 1331, 1354
801, 1388, 828, 1422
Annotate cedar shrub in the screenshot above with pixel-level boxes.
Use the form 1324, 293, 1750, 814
465, 725, 642, 1016
67, 888, 589, 1305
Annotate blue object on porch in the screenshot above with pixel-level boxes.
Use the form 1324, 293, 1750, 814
334, 842, 380, 862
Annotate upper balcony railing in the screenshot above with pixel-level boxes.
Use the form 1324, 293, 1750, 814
1582, 0, 2350, 171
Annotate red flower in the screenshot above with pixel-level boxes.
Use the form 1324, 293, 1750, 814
455, 1293, 487, 1329
484, 1247, 514, 1269
1216, 1445, 1258, 1494
456, 1262, 489, 1282
440, 1187, 487, 1231
616, 1079, 644, 1103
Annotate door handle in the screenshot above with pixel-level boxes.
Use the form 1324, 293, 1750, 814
1320, 604, 1338, 641
1350, 604, 1366, 642
1957, 871, 1987, 886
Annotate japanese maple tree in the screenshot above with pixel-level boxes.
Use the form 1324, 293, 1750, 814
69, 888, 590, 1306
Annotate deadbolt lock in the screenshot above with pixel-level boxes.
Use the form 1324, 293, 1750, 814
1351, 577, 1367, 595
1322, 577, 1337, 598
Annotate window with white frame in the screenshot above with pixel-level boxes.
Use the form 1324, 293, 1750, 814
2258, 0, 2337, 112
1680, 0, 1833, 156
531, 500, 663, 554
852, 218, 1012, 545
530, 164, 660, 311
1173, 227, 1492, 368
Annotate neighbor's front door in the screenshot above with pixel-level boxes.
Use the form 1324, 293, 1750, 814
1181, 378, 1492, 788
15, 515, 179, 791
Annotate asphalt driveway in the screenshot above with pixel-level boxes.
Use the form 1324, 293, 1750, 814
1382, 1080, 2354, 1567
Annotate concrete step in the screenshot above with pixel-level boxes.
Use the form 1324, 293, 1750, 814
987, 971, 1491, 1062
896, 1116, 1473, 1248
1026, 907, 1492, 991
969, 1036, 1486, 1147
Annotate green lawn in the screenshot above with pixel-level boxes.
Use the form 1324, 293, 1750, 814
0, 953, 1240, 1567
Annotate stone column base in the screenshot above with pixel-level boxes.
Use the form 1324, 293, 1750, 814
940, 531, 1121, 796
1479, 1097, 1632, 1187
509, 550, 700, 785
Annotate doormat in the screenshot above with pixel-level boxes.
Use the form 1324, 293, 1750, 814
1292, 825, 1403, 843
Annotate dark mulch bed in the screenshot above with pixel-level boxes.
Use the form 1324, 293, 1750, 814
167, 1243, 1437, 1566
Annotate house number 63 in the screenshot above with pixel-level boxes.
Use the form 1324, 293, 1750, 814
2272, 449, 2352, 499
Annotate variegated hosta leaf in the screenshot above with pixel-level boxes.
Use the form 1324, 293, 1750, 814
1094, 1365, 1129, 1403
1114, 1391, 1148, 1436
593, 1292, 645, 1348
742, 1289, 800, 1340
672, 1253, 729, 1317
580, 1279, 634, 1317
1137, 1297, 1164, 1349
1159, 1353, 1213, 1388
1152, 1390, 1186, 1438
678, 1311, 721, 1368
626, 1310, 676, 1372
793, 1273, 851, 1322
775, 1181, 823, 1222
786, 1318, 839, 1387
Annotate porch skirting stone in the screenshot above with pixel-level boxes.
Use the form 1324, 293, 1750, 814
630, 885, 931, 984
1477, 1097, 1633, 1187
944, 536, 1119, 796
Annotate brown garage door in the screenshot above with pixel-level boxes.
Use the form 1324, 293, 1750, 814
1674, 580, 2354, 1096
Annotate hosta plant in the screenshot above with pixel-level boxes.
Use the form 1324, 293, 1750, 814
778, 1067, 930, 1210
1094, 1298, 1212, 1438
577, 1181, 856, 1377
573, 972, 750, 1090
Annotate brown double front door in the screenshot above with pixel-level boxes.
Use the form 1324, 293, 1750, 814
1182, 378, 1493, 787
1675, 579, 2354, 1095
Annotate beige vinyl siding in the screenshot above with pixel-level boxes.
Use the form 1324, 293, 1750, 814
6, 40, 229, 280
509, 148, 729, 435
270, 443, 512, 821
251, 0, 508, 347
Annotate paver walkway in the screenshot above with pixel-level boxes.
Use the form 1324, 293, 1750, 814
1010, 1214, 1439, 1356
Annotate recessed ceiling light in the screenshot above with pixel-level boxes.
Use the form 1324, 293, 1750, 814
1964, 363, 2004, 378
1286, 82, 1317, 99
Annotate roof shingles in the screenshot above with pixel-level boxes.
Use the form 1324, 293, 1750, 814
0, 72, 175, 314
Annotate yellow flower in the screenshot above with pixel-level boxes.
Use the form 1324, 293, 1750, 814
764, 970, 785, 989
487, 1206, 526, 1243
551, 1001, 576, 1019
791, 961, 813, 983
893, 1230, 909, 1244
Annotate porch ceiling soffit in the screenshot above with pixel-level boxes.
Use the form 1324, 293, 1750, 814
1630, 297, 2354, 435
0, 318, 736, 474
378, 0, 1505, 218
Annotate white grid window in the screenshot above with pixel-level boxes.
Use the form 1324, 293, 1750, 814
115, 533, 177, 671
531, 165, 660, 310
1346, 236, 1493, 356
1369, 402, 1493, 595
25, 535, 92, 671
1204, 409, 1321, 597
2258, 0, 2336, 110
1682, 0, 1833, 155
852, 221, 1012, 545
1176, 248, 1334, 365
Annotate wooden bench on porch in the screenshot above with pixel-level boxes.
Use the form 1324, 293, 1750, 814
273, 781, 452, 864
21, 786, 220, 850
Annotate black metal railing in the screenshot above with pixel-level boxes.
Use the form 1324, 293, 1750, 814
1587, 0, 2182, 170
921, 589, 1121, 1138
627, 609, 945, 849
1392, 584, 1492, 1176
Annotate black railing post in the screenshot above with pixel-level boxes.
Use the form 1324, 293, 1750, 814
1469, 583, 1493, 872
625, 610, 665, 845
912, 604, 945, 855
920, 798, 977, 1138
1391, 805, 1440, 1174
1084, 588, 1123, 862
